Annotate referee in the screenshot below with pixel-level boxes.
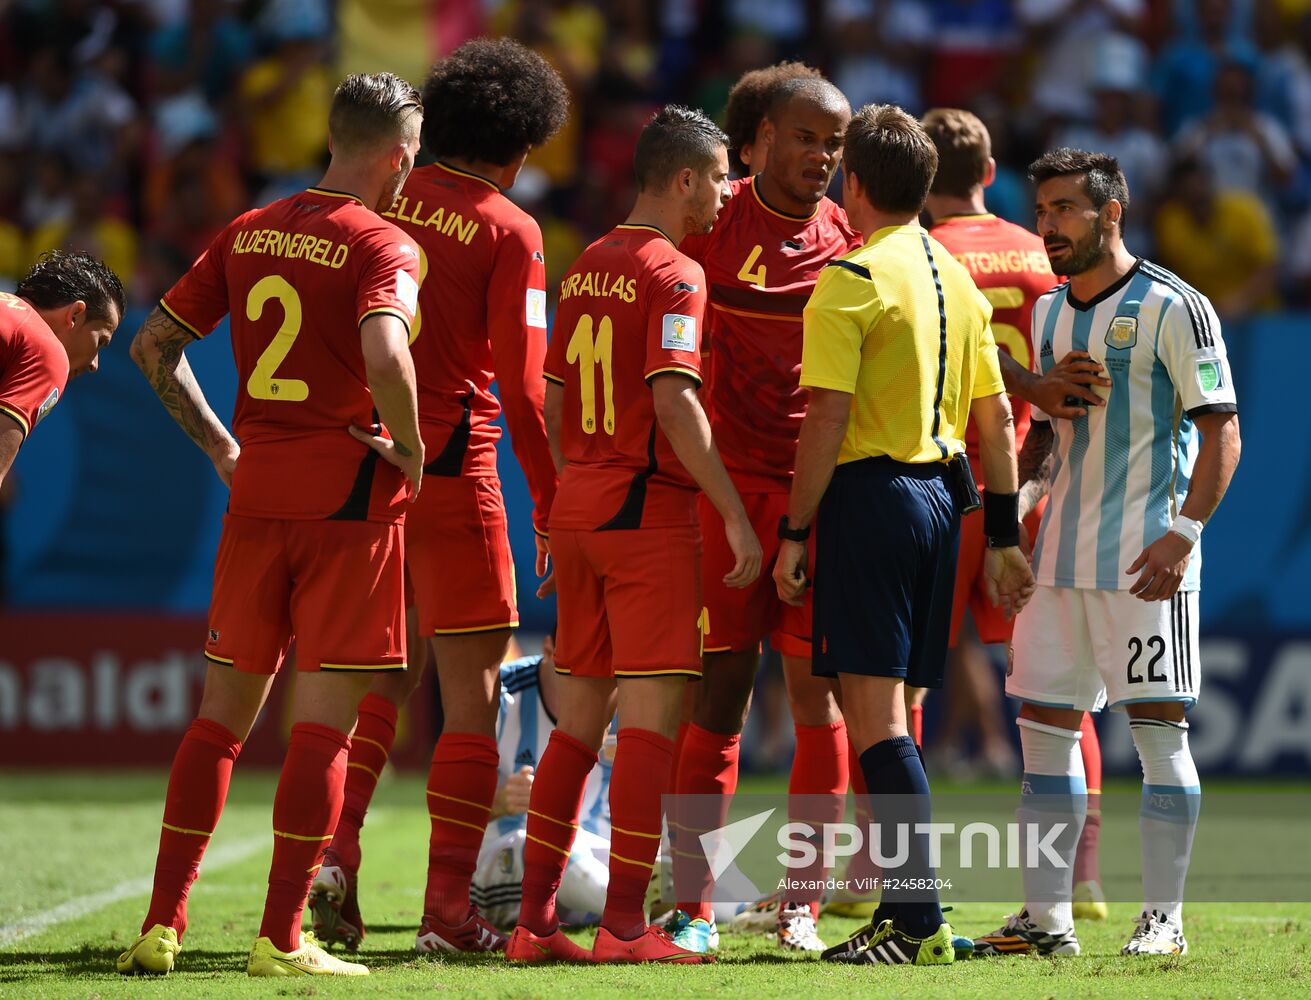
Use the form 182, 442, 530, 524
772, 104, 1035, 966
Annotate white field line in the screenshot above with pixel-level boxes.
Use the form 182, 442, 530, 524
0, 834, 268, 947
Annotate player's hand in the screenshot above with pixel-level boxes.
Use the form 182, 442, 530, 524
1033, 351, 1111, 419
723, 513, 763, 589
504, 765, 534, 815
984, 545, 1036, 619
1126, 532, 1192, 601
534, 533, 556, 598
210, 439, 240, 489
773, 538, 808, 606
349, 425, 423, 501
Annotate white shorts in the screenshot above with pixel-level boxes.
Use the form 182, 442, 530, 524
1007, 585, 1200, 712
471, 826, 612, 928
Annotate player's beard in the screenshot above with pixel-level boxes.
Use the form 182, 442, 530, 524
377, 168, 405, 214
1047, 227, 1107, 276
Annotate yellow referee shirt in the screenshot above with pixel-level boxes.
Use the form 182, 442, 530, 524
801, 224, 1005, 466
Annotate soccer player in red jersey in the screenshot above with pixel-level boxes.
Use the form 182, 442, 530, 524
309, 39, 569, 956
918, 108, 1106, 917
508, 105, 760, 966
0, 250, 123, 486
117, 73, 425, 979
668, 73, 861, 953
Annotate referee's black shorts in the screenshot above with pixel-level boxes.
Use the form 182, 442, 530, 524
812, 456, 960, 688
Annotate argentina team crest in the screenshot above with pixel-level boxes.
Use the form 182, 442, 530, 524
1105, 315, 1138, 350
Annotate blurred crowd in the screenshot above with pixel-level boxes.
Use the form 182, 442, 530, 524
1, 0, 1310, 320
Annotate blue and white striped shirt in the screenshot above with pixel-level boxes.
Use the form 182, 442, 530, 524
1029, 260, 1237, 592
490, 655, 612, 839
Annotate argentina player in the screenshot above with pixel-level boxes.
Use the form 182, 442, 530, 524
975, 149, 1240, 959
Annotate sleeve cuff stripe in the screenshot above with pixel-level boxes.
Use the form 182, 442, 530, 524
645, 366, 702, 385
0, 404, 30, 439
543, 372, 565, 385
1187, 402, 1238, 417
159, 300, 203, 339
358, 307, 412, 335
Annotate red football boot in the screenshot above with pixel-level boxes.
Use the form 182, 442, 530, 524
415, 910, 507, 954
505, 925, 591, 964
590, 924, 713, 964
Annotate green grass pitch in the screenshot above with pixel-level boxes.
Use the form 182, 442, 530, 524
1, 771, 1307, 999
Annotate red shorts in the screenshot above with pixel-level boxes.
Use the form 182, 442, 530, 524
949, 499, 1045, 646
405, 475, 517, 635
205, 514, 406, 674
701, 491, 812, 658
550, 524, 704, 679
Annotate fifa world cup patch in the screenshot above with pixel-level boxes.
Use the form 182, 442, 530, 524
394, 268, 419, 313
526, 288, 547, 329
34, 387, 59, 426
1105, 315, 1138, 350
662, 313, 697, 351
1196, 360, 1224, 392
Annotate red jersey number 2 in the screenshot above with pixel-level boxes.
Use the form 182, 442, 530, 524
246, 275, 308, 402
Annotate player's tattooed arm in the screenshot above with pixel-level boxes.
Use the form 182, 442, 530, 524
130, 307, 240, 486
1017, 421, 1055, 520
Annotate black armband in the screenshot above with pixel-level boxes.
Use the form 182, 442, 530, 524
983, 490, 1021, 548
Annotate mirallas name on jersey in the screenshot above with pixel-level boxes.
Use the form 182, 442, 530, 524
558, 270, 637, 304
231, 228, 349, 268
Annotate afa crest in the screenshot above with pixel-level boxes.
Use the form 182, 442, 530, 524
1105, 315, 1137, 350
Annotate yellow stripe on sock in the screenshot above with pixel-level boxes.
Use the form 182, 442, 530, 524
427, 789, 493, 813
609, 850, 655, 872
527, 809, 576, 830
610, 824, 662, 840
428, 811, 486, 833
347, 762, 380, 780
353, 735, 389, 754
525, 833, 572, 858
162, 821, 213, 837
273, 830, 333, 842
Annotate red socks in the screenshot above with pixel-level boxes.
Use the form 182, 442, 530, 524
672, 723, 741, 921
910, 702, 924, 748
788, 721, 849, 917
1075, 712, 1103, 884
259, 723, 350, 952
603, 728, 674, 940
143, 718, 242, 938
519, 730, 596, 936
423, 732, 499, 925
326, 692, 397, 874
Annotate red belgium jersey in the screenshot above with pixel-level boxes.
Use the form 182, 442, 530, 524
680, 176, 861, 491
162, 187, 419, 522
545, 224, 705, 530
0, 294, 68, 441
383, 162, 557, 534
930, 213, 1056, 468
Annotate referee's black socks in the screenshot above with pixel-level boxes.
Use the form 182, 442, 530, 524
859, 736, 945, 937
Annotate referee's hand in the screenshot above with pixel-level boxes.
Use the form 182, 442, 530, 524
773, 538, 809, 606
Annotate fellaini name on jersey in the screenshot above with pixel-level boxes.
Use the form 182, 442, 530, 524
383, 197, 480, 246
558, 270, 637, 304
231, 227, 349, 269
951, 249, 1053, 276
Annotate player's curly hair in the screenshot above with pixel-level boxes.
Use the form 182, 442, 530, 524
17, 250, 125, 322
1028, 148, 1129, 230
723, 61, 822, 173
420, 38, 569, 166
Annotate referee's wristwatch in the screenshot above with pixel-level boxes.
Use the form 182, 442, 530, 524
777, 516, 810, 542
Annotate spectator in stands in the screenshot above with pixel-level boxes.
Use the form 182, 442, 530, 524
1054, 35, 1166, 250
29, 170, 137, 289
1152, 0, 1259, 135
825, 0, 931, 113
1172, 59, 1296, 204
1155, 155, 1279, 323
